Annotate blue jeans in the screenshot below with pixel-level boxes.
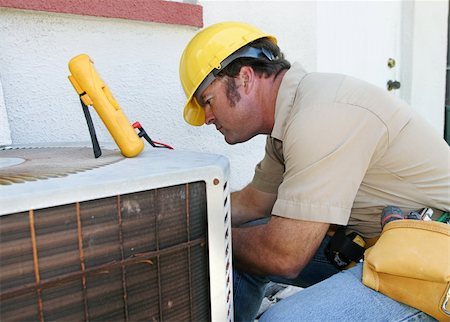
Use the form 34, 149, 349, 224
233, 236, 436, 322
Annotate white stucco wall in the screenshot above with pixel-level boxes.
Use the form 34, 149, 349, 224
0, 9, 190, 146
0, 1, 448, 191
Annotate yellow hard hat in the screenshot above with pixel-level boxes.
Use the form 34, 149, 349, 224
179, 21, 277, 126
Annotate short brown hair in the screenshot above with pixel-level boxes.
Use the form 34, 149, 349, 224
218, 38, 291, 79
217, 38, 291, 106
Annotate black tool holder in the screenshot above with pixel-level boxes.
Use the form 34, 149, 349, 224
80, 98, 102, 158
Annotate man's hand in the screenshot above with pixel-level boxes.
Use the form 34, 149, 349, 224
231, 184, 277, 227
232, 216, 329, 278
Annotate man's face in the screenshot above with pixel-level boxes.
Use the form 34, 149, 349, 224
200, 74, 258, 144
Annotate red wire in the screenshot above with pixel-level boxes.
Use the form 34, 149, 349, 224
152, 140, 174, 150
132, 121, 173, 150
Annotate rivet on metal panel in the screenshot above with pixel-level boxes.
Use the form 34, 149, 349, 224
213, 178, 220, 185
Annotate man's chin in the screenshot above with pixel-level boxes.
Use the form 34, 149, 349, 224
223, 134, 238, 145
224, 135, 250, 145
224, 137, 238, 145
222, 129, 257, 145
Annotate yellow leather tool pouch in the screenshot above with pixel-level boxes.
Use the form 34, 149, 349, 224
362, 220, 450, 321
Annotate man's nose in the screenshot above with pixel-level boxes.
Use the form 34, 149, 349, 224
204, 106, 215, 125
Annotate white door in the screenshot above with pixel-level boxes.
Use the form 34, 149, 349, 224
316, 1, 401, 94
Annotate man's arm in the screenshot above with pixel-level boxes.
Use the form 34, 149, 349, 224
231, 184, 277, 227
232, 216, 329, 278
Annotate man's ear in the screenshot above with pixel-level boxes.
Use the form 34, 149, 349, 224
238, 66, 255, 93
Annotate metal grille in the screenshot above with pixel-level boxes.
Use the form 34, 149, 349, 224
0, 181, 210, 321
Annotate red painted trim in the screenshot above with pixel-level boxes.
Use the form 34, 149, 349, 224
0, 0, 203, 27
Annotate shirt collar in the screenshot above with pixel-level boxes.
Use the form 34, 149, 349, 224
271, 62, 308, 140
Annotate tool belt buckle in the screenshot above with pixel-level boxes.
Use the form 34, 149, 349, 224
325, 226, 366, 270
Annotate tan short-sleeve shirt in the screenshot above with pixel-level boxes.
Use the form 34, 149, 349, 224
251, 63, 450, 237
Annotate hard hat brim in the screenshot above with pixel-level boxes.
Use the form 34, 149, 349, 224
183, 97, 205, 126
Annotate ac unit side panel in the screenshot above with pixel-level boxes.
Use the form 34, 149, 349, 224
206, 178, 233, 322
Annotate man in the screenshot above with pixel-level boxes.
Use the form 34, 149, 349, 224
179, 22, 449, 321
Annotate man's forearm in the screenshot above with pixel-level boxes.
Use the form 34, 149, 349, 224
232, 216, 329, 278
232, 225, 289, 276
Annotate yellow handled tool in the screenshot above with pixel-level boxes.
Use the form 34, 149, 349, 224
68, 54, 144, 158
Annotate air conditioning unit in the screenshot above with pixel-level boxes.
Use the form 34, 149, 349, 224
0, 145, 233, 322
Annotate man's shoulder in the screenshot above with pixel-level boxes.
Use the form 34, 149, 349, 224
292, 69, 411, 126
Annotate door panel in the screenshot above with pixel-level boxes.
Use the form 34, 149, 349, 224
317, 1, 401, 93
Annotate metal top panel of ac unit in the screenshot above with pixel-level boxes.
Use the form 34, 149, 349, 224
0, 144, 230, 216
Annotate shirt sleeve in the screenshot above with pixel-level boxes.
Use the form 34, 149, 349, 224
272, 102, 388, 225
251, 137, 285, 194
